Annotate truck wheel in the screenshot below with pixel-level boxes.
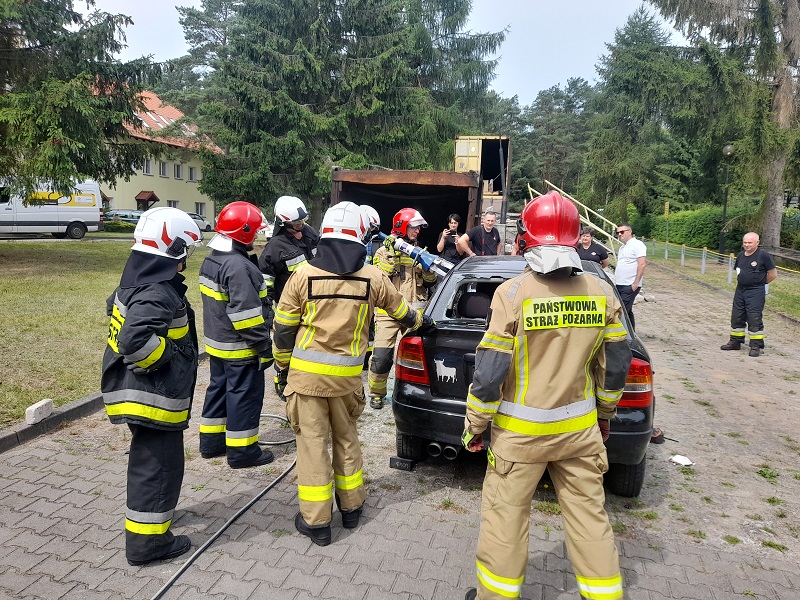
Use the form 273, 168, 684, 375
66, 222, 86, 239
605, 456, 646, 498
396, 432, 426, 461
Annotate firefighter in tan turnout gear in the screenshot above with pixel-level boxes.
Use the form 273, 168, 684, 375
462, 191, 632, 600
367, 207, 437, 409
272, 201, 434, 546
101, 207, 202, 566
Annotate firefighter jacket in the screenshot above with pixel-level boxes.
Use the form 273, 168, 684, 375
465, 268, 632, 464
199, 245, 273, 364
258, 225, 319, 303
102, 272, 198, 431
373, 242, 437, 311
273, 262, 423, 397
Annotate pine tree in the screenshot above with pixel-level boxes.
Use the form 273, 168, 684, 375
0, 0, 161, 196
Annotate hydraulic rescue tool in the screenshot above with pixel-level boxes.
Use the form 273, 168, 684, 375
377, 232, 455, 277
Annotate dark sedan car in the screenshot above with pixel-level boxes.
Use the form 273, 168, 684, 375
391, 255, 654, 497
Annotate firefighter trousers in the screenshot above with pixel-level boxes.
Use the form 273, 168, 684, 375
285, 388, 367, 526
729, 286, 766, 348
367, 314, 403, 398
474, 449, 622, 600
125, 424, 184, 563
199, 357, 265, 467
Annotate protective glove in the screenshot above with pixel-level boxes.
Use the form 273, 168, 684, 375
598, 419, 610, 442
415, 313, 437, 335
461, 429, 485, 452
382, 234, 397, 251
126, 362, 150, 375
274, 367, 289, 401
259, 347, 274, 371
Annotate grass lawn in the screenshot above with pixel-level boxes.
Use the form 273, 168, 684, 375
0, 240, 213, 427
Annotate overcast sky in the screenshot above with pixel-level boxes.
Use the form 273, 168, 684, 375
91, 0, 682, 107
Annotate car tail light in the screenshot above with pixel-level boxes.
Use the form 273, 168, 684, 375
617, 358, 653, 408
396, 336, 430, 385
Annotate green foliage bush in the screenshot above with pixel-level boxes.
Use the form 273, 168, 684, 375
644, 205, 756, 253
103, 220, 136, 233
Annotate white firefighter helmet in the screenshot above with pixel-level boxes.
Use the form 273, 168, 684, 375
131, 207, 203, 260
360, 204, 381, 240
320, 201, 369, 245
273, 195, 309, 227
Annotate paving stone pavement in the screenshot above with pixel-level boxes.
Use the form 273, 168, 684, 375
2, 264, 800, 600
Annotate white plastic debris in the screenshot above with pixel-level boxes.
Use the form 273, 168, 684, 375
669, 455, 694, 466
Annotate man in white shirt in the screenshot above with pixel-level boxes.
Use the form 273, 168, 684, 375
614, 223, 647, 331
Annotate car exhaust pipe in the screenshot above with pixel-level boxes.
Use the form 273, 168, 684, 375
427, 442, 443, 458
442, 445, 460, 461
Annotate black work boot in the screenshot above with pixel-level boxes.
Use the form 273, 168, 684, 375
465, 589, 477, 600
294, 512, 332, 546
749, 346, 762, 357
335, 493, 363, 528
229, 448, 274, 469
127, 535, 191, 566
370, 396, 384, 410
720, 341, 742, 351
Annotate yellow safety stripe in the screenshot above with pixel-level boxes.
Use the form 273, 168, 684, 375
298, 482, 334, 503
603, 322, 627, 340
167, 325, 189, 339
275, 308, 301, 326
478, 333, 513, 353
576, 574, 623, 600
750, 334, 764, 340
383, 299, 409, 320
226, 434, 259, 447
106, 402, 188, 424
513, 336, 529, 405
125, 519, 171, 535
199, 424, 226, 434
298, 302, 316, 350
290, 356, 363, 377
467, 393, 500, 414
107, 310, 123, 353
334, 470, 364, 491
476, 560, 523, 598
273, 349, 292, 362
199, 284, 229, 301
581, 330, 604, 403
134, 336, 166, 368
232, 315, 265, 330
204, 345, 258, 359
596, 389, 623, 403
494, 408, 598, 437
350, 304, 369, 356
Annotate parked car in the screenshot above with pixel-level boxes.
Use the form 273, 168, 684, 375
391, 256, 654, 497
105, 209, 143, 224
188, 212, 213, 231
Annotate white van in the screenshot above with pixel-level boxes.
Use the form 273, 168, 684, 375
0, 180, 104, 239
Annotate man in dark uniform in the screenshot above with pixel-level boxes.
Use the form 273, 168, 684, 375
101, 207, 202, 566
720, 232, 777, 357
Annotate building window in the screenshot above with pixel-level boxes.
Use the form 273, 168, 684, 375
188, 166, 198, 182
167, 200, 179, 208
143, 159, 152, 176
195, 202, 205, 217
159, 161, 168, 177
174, 164, 183, 180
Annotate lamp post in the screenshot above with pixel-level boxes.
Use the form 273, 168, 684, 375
718, 144, 735, 257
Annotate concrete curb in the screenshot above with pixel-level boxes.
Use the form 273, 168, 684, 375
0, 392, 104, 454
0, 352, 211, 455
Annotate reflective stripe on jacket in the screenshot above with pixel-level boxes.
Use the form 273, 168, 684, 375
200, 246, 272, 363
273, 263, 422, 397
101, 280, 198, 430
465, 268, 632, 463
373, 244, 436, 314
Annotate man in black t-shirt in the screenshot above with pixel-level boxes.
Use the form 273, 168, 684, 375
457, 210, 502, 257
720, 232, 778, 357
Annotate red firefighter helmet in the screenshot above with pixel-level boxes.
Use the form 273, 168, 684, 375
215, 201, 267, 245
391, 208, 427, 238
517, 191, 580, 252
